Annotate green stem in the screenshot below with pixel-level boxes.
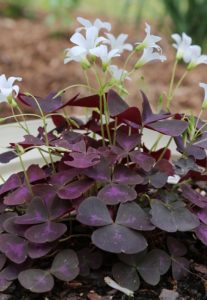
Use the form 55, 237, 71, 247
150, 133, 163, 152
53, 84, 97, 98
103, 93, 112, 144
18, 151, 33, 195
157, 137, 173, 161
166, 60, 178, 111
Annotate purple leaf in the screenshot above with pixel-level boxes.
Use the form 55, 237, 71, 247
116, 131, 140, 152
195, 223, 207, 246
107, 90, 129, 117
0, 234, 27, 264
147, 120, 188, 136
112, 262, 140, 291
0, 276, 11, 292
28, 242, 53, 259
18, 269, 54, 293
77, 248, 102, 276
84, 159, 111, 182
0, 174, 21, 196
51, 249, 79, 281
15, 197, 48, 225
27, 165, 46, 183
3, 186, 31, 205
149, 171, 168, 188
137, 254, 160, 285
49, 169, 79, 186
32, 184, 56, 206
0, 255, 6, 271
130, 151, 155, 172
77, 197, 113, 226
167, 237, 187, 257
116, 202, 155, 231
0, 212, 17, 233
150, 199, 199, 232
181, 185, 207, 208
98, 183, 137, 205
172, 257, 189, 280
0, 151, 17, 164
65, 151, 100, 169
58, 178, 93, 200
113, 165, 143, 185
24, 221, 67, 243
92, 224, 147, 254
18, 92, 79, 114
141, 91, 170, 124
116, 107, 142, 128
1, 262, 29, 281
3, 216, 28, 236
197, 207, 207, 225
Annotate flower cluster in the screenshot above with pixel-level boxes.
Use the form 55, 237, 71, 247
64, 17, 166, 80
172, 32, 207, 69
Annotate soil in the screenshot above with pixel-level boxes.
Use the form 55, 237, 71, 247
0, 14, 207, 121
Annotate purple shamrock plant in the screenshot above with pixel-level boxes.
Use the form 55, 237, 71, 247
0, 17, 207, 296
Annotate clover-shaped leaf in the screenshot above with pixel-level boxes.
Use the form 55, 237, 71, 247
0, 234, 28, 264
24, 221, 67, 243
113, 165, 143, 185
130, 151, 155, 172
51, 249, 79, 281
112, 262, 140, 291
98, 183, 137, 205
77, 248, 102, 276
181, 185, 207, 208
77, 197, 147, 254
28, 242, 53, 259
18, 269, 54, 293
77, 196, 113, 226
167, 237, 189, 280
58, 178, 93, 200
116, 202, 155, 231
92, 224, 147, 254
150, 199, 199, 232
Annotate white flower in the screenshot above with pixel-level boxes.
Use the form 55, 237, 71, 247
64, 26, 106, 66
90, 45, 120, 70
171, 32, 192, 60
109, 65, 131, 81
199, 82, 207, 109
105, 33, 133, 53
135, 48, 166, 69
185, 45, 207, 70
0, 74, 22, 103
76, 17, 111, 32
136, 23, 162, 51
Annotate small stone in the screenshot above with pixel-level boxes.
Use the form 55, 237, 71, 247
159, 288, 179, 300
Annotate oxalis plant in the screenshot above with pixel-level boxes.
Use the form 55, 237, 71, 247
1, 17, 207, 296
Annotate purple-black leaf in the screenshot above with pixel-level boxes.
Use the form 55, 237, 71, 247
77, 197, 113, 226
3, 186, 31, 205
92, 224, 147, 254
28, 242, 53, 259
107, 89, 129, 117
58, 178, 93, 200
172, 257, 189, 280
0, 174, 22, 196
112, 262, 140, 291
77, 248, 102, 276
51, 249, 79, 281
197, 207, 207, 225
18, 269, 54, 293
116, 202, 154, 231
0, 212, 17, 233
98, 183, 137, 205
195, 223, 207, 246
0, 254, 6, 271
15, 197, 48, 225
24, 221, 67, 243
116, 130, 140, 152
150, 199, 199, 232
147, 120, 188, 136
181, 185, 207, 208
167, 237, 187, 257
130, 151, 155, 172
113, 165, 143, 185
18, 92, 79, 114
0, 234, 27, 264
0, 151, 17, 164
